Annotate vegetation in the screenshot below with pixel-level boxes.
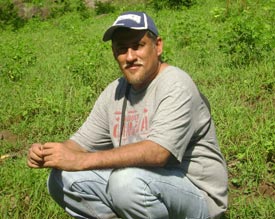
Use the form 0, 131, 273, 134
1, 0, 274, 218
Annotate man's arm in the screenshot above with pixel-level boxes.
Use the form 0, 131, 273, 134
27, 139, 87, 169
40, 140, 171, 171
81, 140, 171, 169
62, 139, 88, 152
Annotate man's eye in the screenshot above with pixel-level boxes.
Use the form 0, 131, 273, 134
133, 44, 144, 50
117, 47, 128, 54
115, 43, 144, 54
133, 45, 139, 50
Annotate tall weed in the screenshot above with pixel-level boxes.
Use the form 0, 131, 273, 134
148, 0, 196, 10
216, 0, 275, 67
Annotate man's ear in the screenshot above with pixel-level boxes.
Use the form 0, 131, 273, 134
156, 37, 163, 57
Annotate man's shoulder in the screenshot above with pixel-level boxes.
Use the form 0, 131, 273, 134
157, 65, 194, 88
102, 77, 128, 100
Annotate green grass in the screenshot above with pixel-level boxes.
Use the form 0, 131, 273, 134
1, 0, 275, 218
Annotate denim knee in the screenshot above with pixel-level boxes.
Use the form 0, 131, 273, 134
47, 168, 66, 208
47, 168, 74, 192
107, 168, 170, 219
48, 169, 117, 219
108, 168, 148, 209
47, 169, 88, 208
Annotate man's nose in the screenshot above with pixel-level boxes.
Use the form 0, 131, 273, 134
126, 48, 137, 62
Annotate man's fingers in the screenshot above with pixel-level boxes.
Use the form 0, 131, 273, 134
27, 157, 44, 168
43, 142, 58, 149
29, 147, 43, 160
42, 143, 63, 156
30, 143, 44, 157
41, 148, 56, 158
42, 160, 56, 168
27, 143, 45, 169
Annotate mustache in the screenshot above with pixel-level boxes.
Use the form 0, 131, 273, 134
123, 62, 143, 69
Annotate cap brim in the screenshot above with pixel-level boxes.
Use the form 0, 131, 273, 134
103, 26, 124, 42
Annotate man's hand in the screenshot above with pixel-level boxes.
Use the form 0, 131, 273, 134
41, 142, 87, 171
27, 140, 88, 171
27, 143, 45, 168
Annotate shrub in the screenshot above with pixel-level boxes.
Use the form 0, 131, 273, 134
0, 0, 93, 30
95, 0, 115, 15
0, 0, 26, 29
218, 3, 275, 67
148, 0, 196, 10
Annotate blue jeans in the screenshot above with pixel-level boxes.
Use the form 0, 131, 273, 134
48, 167, 210, 219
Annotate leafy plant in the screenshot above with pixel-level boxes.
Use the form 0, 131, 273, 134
95, 0, 115, 15
217, 1, 275, 67
148, 0, 196, 10
0, 0, 26, 29
0, 40, 37, 82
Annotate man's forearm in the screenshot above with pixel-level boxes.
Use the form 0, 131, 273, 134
63, 139, 87, 152
81, 140, 171, 170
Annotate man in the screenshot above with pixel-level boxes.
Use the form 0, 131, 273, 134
27, 11, 228, 219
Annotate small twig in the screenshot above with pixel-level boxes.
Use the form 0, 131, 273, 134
1, 153, 15, 161
0, 151, 26, 161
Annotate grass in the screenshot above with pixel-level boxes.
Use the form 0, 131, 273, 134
1, 0, 275, 218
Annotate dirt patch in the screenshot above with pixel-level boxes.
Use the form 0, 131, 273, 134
258, 181, 275, 200
85, 0, 111, 8
0, 130, 18, 143
228, 179, 275, 205
0, 130, 23, 161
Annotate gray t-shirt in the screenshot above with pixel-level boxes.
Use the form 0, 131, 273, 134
71, 66, 228, 218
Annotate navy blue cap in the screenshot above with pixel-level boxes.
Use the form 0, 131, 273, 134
103, 11, 158, 41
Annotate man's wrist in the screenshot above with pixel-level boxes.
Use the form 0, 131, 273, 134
79, 151, 96, 170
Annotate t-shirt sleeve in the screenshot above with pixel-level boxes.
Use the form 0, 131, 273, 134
70, 88, 113, 151
147, 84, 195, 162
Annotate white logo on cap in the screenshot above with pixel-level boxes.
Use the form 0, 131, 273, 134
113, 14, 142, 25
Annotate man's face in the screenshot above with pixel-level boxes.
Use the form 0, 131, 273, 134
112, 29, 163, 90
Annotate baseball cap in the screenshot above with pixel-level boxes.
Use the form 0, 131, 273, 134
103, 11, 158, 41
